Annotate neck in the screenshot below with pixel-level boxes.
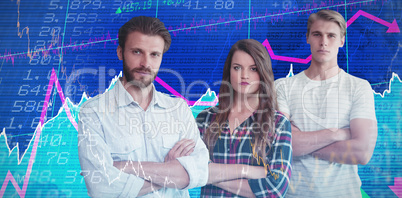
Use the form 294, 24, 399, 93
120, 77, 153, 110
232, 93, 259, 113
305, 62, 340, 81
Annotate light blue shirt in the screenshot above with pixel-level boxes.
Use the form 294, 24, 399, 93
78, 79, 209, 197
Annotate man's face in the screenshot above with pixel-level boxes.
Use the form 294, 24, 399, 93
117, 31, 164, 88
307, 19, 345, 65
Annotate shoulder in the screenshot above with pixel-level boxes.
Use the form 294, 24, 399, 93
341, 72, 373, 93
274, 111, 291, 128
80, 92, 106, 112
275, 72, 305, 88
79, 86, 119, 117
274, 110, 289, 122
156, 90, 186, 104
341, 71, 370, 85
196, 106, 218, 123
78, 93, 108, 122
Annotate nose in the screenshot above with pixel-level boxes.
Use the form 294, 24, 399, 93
140, 55, 150, 68
321, 37, 328, 46
241, 69, 249, 79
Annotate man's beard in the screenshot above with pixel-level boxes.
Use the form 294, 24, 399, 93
122, 60, 158, 88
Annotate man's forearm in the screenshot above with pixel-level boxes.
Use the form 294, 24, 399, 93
114, 160, 190, 189
312, 119, 377, 165
312, 136, 376, 165
137, 181, 163, 197
292, 125, 349, 156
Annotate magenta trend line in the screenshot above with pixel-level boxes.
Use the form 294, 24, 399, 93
347, 10, 400, 33
154, 76, 190, 103
0, 68, 78, 198
262, 39, 312, 64
155, 76, 203, 106
155, 76, 218, 106
262, 10, 400, 64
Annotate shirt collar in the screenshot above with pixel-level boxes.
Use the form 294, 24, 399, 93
115, 79, 170, 109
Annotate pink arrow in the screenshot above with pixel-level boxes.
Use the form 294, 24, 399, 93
389, 177, 402, 198
347, 10, 400, 33
262, 39, 312, 64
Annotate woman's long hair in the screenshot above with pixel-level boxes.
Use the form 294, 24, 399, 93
203, 39, 278, 163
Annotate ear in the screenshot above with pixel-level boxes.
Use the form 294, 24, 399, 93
306, 33, 310, 44
117, 45, 123, 60
340, 36, 345, 47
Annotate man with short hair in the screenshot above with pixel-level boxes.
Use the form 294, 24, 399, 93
78, 16, 209, 197
275, 9, 377, 197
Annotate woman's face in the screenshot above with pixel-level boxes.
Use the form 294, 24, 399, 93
230, 50, 260, 96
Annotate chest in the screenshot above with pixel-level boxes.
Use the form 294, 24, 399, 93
212, 130, 255, 165
288, 80, 354, 129
100, 107, 184, 162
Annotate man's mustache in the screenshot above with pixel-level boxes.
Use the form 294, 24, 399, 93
132, 67, 153, 74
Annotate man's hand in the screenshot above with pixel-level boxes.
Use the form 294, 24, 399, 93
164, 139, 195, 162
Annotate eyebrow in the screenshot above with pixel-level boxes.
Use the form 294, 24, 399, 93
232, 63, 257, 67
129, 47, 142, 52
311, 31, 322, 34
311, 30, 337, 36
128, 48, 162, 54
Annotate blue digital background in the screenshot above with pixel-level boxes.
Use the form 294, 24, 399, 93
0, 0, 401, 197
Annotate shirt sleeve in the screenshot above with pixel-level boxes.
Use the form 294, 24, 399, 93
174, 100, 209, 189
350, 80, 377, 121
248, 114, 292, 198
275, 78, 290, 116
78, 103, 145, 198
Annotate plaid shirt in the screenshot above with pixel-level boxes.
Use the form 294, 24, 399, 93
196, 106, 292, 198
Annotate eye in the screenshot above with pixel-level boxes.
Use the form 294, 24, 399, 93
233, 66, 240, 70
151, 53, 161, 57
132, 50, 140, 54
251, 67, 258, 72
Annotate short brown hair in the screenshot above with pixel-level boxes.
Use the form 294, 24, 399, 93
307, 9, 346, 37
118, 16, 171, 53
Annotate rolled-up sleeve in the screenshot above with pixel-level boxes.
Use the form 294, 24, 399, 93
78, 103, 145, 198
175, 101, 209, 189
248, 115, 292, 197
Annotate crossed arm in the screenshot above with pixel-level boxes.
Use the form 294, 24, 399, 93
286, 112, 378, 165
201, 116, 292, 198
112, 139, 196, 196
206, 163, 265, 197
78, 109, 208, 197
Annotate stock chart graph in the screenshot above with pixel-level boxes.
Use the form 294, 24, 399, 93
0, 0, 401, 197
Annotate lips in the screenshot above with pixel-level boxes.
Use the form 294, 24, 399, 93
133, 68, 152, 75
240, 82, 249, 85
318, 49, 329, 53
137, 71, 150, 75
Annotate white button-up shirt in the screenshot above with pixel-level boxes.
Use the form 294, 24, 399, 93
78, 79, 209, 197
